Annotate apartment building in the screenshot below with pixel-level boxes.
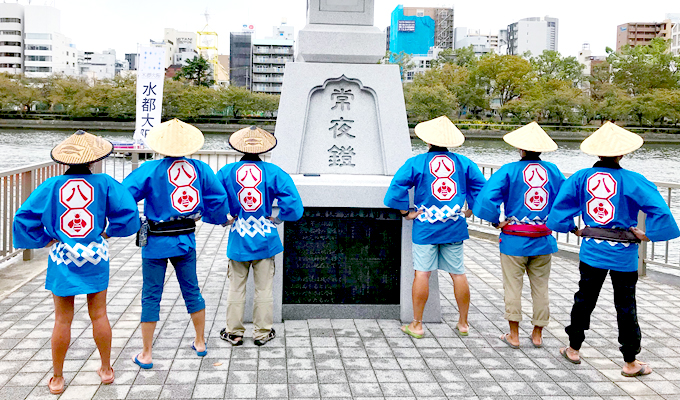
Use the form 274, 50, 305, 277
616, 20, 672, 51
507, 16, 559, 56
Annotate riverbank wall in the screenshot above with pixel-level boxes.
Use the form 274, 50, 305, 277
2, 119, 680, 144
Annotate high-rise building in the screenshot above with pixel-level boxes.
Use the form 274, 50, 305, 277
230, 31, 253, 89
0, 3, 24, 74
403, 6, 454, 50
79, 49, 116, 80
24, 5, 78, 77
125, 53, 138, 70
616, 21, 672, 51
251, 38, 293, 94
454, 27, 499, 56
389, 5, 435, 55
507, 16, 558, 56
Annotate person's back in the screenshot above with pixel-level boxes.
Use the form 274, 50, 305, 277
121, 119, 228, 370
13, 131, 139, 394
473, 122, 565, 349
547, 122, 680, 376
384, 116, 486, 339
216, 126, 303, 346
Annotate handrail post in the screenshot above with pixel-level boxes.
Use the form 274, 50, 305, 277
21, 170, 34, 261
637, 211, 647, 277
131, 152, 140, 172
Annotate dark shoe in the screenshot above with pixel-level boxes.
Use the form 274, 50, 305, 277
254, 328, 276, 346
220, 328, 243, 346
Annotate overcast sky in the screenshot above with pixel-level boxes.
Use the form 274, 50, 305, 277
45, 0, 677, 59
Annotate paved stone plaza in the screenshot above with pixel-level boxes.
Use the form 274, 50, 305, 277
0, 223, 679, 400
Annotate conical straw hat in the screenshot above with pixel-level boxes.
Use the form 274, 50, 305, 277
503, 121, 558, 152
146, 118, 204, 157
229, 126, 277, 154
51, 130, 113, 165
580, 121, 643, 157
414, 116, 465, 148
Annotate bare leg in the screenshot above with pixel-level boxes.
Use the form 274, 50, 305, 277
404, 271, 431, 335
51, 295, 75, 392
87, 290, 113, 382
137, 322, 157, 364
532, 326, 543, 346
190, 309, 206, 352
504, 320, 520, 346
450, 273, 470, 332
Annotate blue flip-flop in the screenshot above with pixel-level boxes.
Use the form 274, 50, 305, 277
192, 341, 208, 357
133, 354, 153, 369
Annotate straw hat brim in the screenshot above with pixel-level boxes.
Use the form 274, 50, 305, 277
229, 126, 277, 154
414, 116, 465, 148
503, 122, 558, 152
580, 122, 644, 157
51, 131, 114, 165
146, 118, 205, 157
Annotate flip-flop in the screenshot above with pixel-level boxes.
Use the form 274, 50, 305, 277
47, 376, 64, 395
532, 340, 543, 348
500, 333, 520, 349
621, 364, 652, 377
192, 341, 208, 357
97, 367, 115, 384
133, 354, 153, 369
454, 326, 469, 337
401, 324, 424, 339
560, 347, 581, 364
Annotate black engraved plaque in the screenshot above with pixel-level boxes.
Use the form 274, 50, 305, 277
283, 207, 401, 305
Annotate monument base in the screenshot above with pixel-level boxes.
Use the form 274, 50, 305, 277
240, 175, 442, 324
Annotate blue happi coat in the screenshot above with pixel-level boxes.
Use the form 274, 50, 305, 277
123, 157, 229, 259
473, 158, 566, 256
13, 169, 140, 297
547, 161, 680, 272
216, 158, 303, 262
384, 150, 486, 245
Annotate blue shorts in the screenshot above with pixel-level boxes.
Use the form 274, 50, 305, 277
413, 242, 465, 275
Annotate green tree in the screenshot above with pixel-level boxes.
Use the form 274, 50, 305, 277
531, 50, 584, 85
381, 51, 416, 81
476, 54, 534, 106
403, 81, 457, 122
607, 38, 680, 95
174, 56, 215, 87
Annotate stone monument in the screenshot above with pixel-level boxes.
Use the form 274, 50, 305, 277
242, 0, 442, 323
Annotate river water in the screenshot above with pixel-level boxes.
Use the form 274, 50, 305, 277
1, 129, 679, 183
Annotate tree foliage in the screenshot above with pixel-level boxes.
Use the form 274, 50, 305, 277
173, 56, 215, 87
0, 73, 279, 121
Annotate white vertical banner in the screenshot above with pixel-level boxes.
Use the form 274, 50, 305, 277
133, 47, 166, 146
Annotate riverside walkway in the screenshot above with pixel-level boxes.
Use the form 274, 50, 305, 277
0, 224, 679, 400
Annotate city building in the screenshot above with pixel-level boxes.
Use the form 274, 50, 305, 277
576, 43, 606, 91
79, 49, 116, 80
403, 46, 443, 82
616, 20, 672, 51
507, 16, 559, 56
125, 53, 138, 70
0, 3, 24, 74
454, 27, 499, 56
23, 5, 77, 77
389, 5, 454, 56
230, 31, 253, 88
271, 21, 294, 40
151, 28, 198, 68
389, 5, 435, 56
251, 38, 293, 94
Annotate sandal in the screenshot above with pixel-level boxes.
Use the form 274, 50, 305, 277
622, 362, 652, 377
560, 346, 581, 364
220, 328, 243, 346
97, 367, 115, 384
48, 376, 64, 395
500, 333, 520, 349
400, 322, 424, 339
192, 341, 208, 357
454, 326, 469, 337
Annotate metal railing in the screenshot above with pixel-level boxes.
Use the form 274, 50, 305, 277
469, 163, 680, 275
0, 161, 68, 261
2, 156, 679, 276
